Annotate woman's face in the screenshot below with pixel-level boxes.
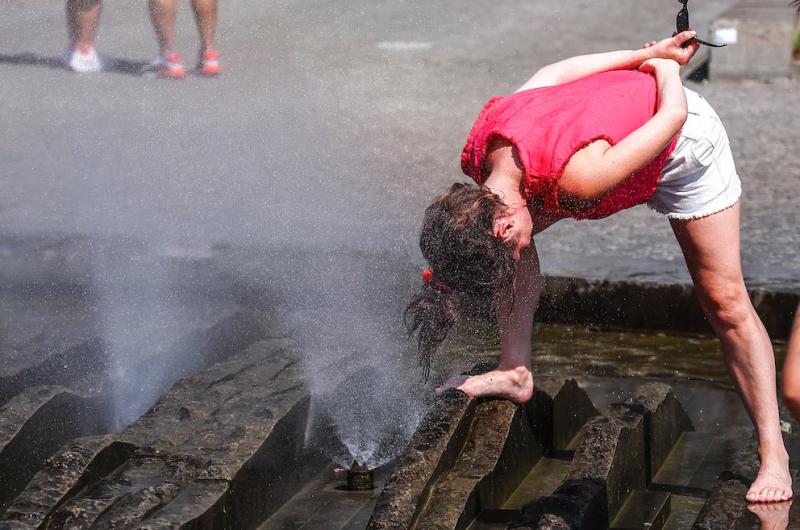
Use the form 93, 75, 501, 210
492, 205, 533, 261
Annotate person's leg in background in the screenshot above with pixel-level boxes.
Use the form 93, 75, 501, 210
147, 0, 187, 78
191, 0, 221, 76
65, 0, 103, 72
780, 305, 800, 419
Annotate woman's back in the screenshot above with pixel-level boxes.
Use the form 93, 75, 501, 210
461, 70, 679, 219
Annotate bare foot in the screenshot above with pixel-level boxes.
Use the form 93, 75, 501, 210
747, 457, 793, 503
435, 366, 534, 404
747, 499, 791, 530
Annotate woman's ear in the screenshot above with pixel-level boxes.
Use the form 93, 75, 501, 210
492, 215, 514, 241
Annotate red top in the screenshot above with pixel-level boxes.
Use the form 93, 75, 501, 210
460, 70, 679, 220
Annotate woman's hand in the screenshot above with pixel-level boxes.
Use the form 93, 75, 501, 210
642, 31, 700, 65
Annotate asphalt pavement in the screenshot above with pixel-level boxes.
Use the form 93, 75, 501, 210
0, 0, 797, 289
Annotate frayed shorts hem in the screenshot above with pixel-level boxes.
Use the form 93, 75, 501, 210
648, 195, 740, 221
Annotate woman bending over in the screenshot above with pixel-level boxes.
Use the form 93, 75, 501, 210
407, 32, 791, 503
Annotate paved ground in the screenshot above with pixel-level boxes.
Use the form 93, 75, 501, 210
0, 0, 797, 289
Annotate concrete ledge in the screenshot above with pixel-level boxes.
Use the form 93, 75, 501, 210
538, 276, 799, 340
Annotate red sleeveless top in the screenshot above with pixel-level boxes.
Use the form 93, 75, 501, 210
460, 70, 679, 220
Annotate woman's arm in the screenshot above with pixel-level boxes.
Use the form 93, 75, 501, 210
434, 242, 540, 403
496, 241, 541, 370
515, 31, 699, 92
558, 58, 687, 201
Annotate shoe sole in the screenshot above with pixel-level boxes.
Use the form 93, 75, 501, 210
158, 68, 187, 79
200, 64, 222, 76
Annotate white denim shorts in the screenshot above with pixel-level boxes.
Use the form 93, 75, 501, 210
647, 87, 742, 220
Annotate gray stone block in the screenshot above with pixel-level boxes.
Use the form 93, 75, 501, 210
610, 489, 671, 530
366, 368, 481, 530
1, 435, 134, 529
537, 276, 800, 340
518, 407, 647, 529
709, 1, 799, 79
413, 400, 539, 530
0, 386, 106, 512
625, 383, 694, 483
528, 378, 600, 452
691, 435, 759, 530
1, 339, 323, 530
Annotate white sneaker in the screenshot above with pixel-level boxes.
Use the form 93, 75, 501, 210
63, 46, 103, 73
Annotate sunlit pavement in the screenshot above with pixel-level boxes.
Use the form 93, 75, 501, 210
0, 0, 797, 289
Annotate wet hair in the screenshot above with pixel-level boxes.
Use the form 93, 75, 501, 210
405, 182, 517, 378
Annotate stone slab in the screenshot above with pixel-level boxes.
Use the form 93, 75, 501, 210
366, 364, 485, 530
610, 489, 671, 530
1, 338, 323, 529
527, 378, 600, 453
515, 382, 695, 529
624, 383, 695, 483
691, 435, 759, 530
1, 435, 135, 529
413, 400, 537, 530
0, 386, 105, 512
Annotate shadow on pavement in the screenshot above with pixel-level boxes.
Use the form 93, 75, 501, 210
0, 52, 149, 76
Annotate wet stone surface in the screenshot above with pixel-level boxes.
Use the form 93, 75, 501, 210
1, 338, 326, 530
0, 386, 106, 512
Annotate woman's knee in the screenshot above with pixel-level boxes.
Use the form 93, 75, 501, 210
698, 282, 754, 332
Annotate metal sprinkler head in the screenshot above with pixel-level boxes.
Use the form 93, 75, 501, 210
347, 463, 374, 491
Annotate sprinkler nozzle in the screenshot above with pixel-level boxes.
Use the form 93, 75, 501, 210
347, 463, 374, 490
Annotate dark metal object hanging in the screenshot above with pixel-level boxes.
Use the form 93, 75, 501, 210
676, 0, 726, 47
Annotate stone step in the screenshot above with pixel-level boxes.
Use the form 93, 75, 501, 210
367, 376, 596, 530
0, 385, 105, 512
410, 399, 538, 530
0, 306, 269, 518
514, 383, 694, 528
661, 495, 708, 530
610, 490, 671, 530
652, 432, 750, 496
501, 455, 573, 510
2, 339, 327, 529
259, 465, 392, 530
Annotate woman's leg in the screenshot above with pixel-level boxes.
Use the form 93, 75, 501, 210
191, 0, 218, 52
781, 305, 800, 420
66, 0, 102, 50
671, 203, 792, 503
148, 0, 179, 57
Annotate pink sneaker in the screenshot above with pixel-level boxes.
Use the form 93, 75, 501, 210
152, 53, 187, 79
198, 49, 222, 77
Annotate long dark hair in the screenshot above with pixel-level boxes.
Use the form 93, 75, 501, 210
405, 183, 516, 378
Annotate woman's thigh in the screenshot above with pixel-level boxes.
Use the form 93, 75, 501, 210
669, 202, 752, 326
